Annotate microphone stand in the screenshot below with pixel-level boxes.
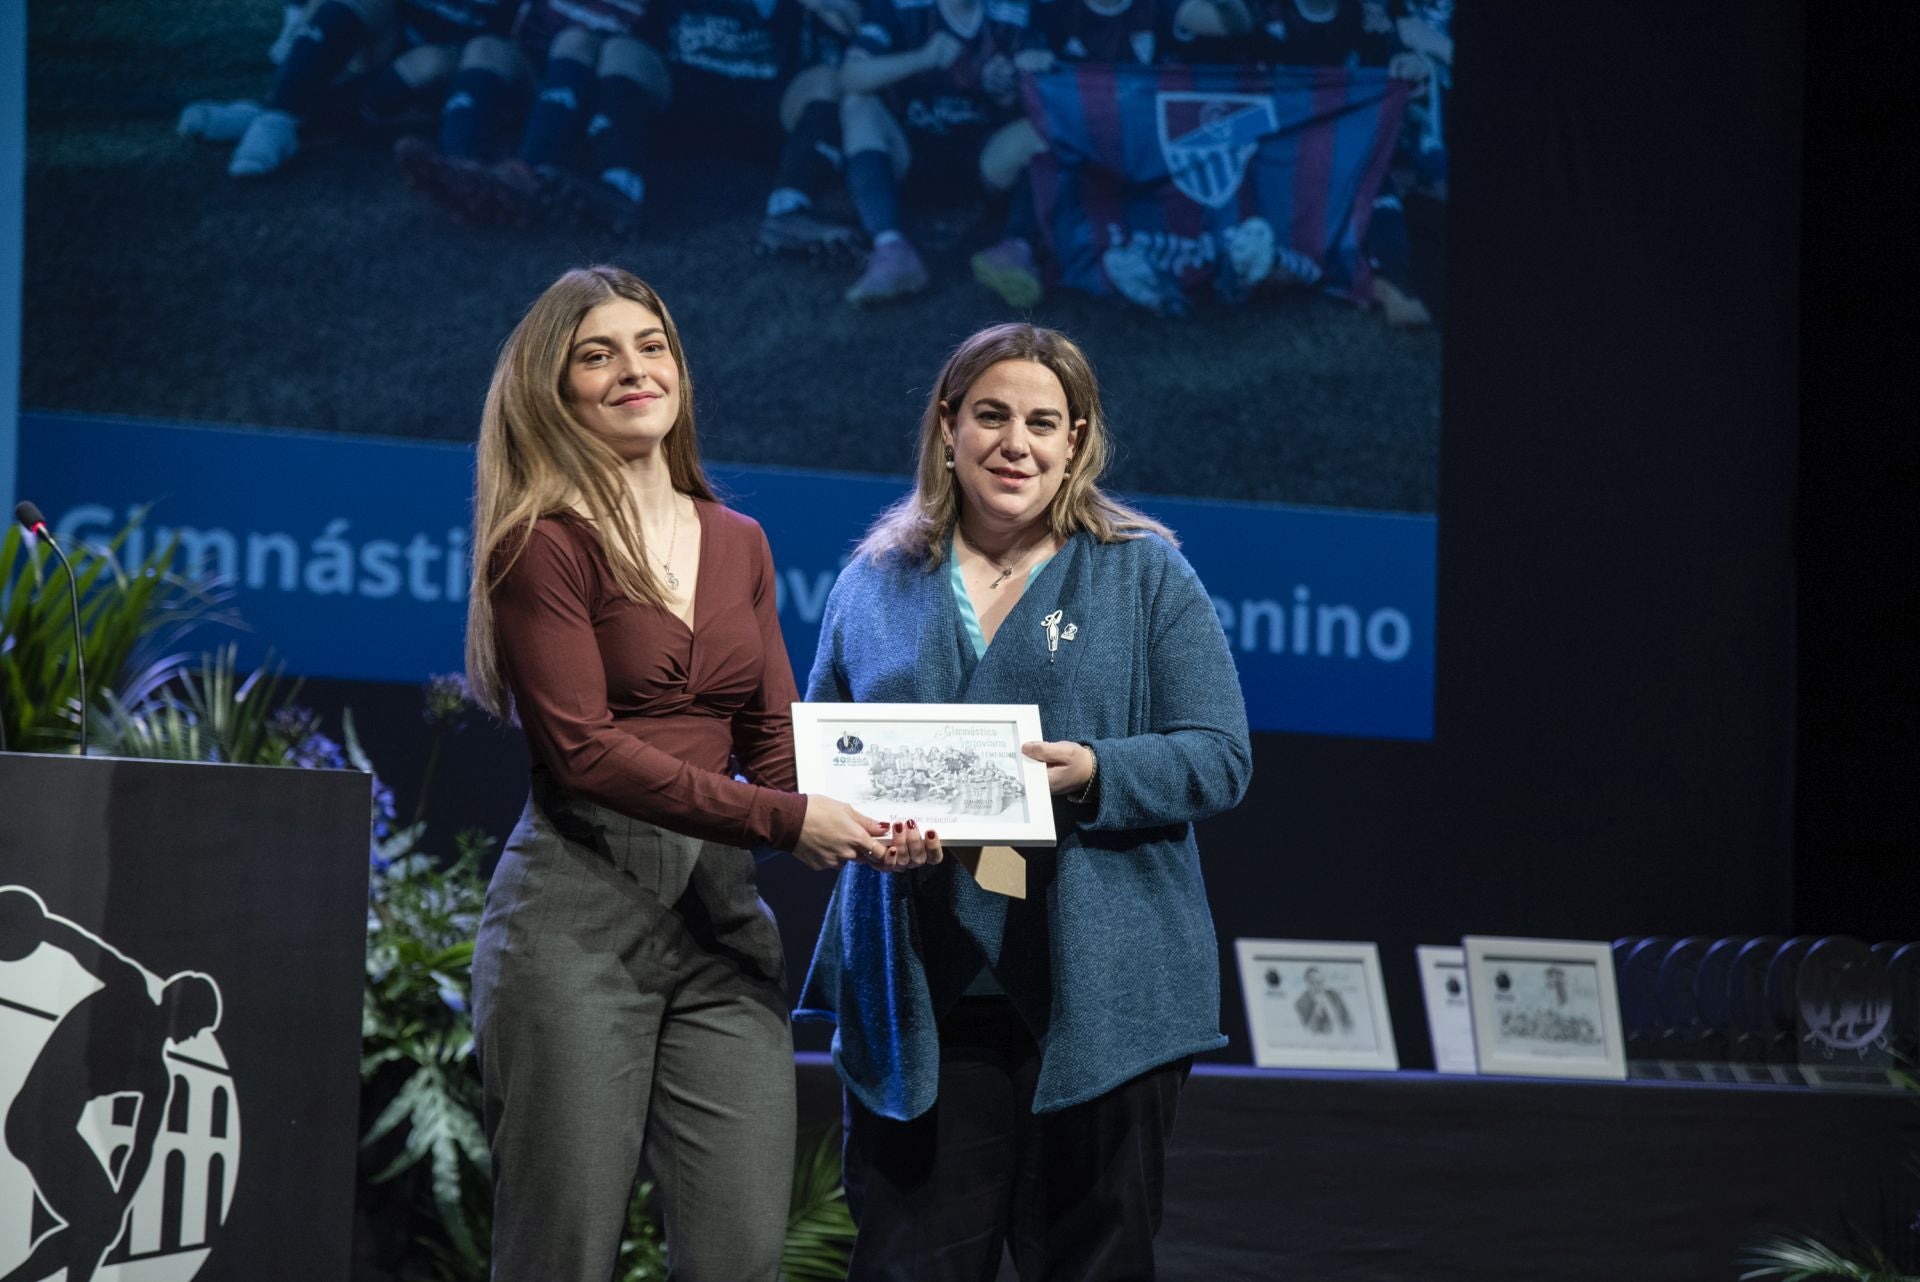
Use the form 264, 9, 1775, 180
13, 504, 88, 756
52, 540, 88, 756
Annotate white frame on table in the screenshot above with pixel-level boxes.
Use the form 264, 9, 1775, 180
1462, 936, 1627, 1080
1234, 938, 1400, 1071
791, 702, 1056, 846
1416, 944, 1479, 1074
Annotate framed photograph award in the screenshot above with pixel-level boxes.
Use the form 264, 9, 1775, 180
1462, 937, 1627, 1080
1416, 945, 1479, 1074
791, 703, 1056, 846
1233, 939, 1399, 1071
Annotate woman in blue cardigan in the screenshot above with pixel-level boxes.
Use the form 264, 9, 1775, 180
798, 323, 1253, 1280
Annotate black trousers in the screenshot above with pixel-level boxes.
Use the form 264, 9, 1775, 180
842, 997, 1190, 1282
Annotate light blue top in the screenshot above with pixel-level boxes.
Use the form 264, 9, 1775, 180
797, 531, 1253, 1118
949, 534, 1055, 661
947, 535, 1052, 999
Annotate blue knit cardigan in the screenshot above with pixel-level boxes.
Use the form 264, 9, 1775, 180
795, 530, 1253, 1118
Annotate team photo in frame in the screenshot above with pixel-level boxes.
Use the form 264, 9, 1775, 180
791, 703, 1057, 847
1463, 936, 1628, 1080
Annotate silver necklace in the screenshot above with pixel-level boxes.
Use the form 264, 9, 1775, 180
964, 529, 1042, 590
653, 501, 683, 591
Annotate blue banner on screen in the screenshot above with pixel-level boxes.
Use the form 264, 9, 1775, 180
19, 412, 1434, 739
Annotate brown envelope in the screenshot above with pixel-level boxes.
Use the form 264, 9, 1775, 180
949, 845, 1027, 899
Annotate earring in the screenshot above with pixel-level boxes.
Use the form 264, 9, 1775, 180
944, 446, 954, 470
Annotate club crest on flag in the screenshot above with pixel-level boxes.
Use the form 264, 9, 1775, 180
1155, 92, 1280, 209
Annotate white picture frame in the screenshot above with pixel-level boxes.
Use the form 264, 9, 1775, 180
1415, 945, 1479, 1074
791, 703, 1056, 846
1462, 936, 1627, 1080
1234, 939, 1400, 1071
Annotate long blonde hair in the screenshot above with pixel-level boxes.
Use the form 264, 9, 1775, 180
856, 323, 1173, 567
465, 266, 715, 718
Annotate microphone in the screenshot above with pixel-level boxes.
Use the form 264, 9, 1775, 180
14, 502, 89, 756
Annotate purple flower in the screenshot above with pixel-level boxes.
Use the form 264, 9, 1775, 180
273, 705, 396, 864
274, 706, 349, 771
422, 673, 473, 730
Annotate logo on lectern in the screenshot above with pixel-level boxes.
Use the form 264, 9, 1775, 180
0, 885, 240, 1282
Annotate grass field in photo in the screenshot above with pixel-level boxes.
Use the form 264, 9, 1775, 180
23, 0, 1442, 510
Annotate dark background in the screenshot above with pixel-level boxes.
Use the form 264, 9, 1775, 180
293, 0, 1916, 1070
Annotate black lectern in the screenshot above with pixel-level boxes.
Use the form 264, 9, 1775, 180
0, 753, 369, 1282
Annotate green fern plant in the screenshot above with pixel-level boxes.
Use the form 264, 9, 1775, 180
1741, 1233, 1919, 1281
618, 1182, 668, 1281
784, 1124, 860, 1280
96, 644, 304, 764
1745, 1064, 1920, 1280
362, 829, 495, 1275
0, 518, 231, 753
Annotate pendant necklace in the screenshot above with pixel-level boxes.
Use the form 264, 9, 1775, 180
653, 501, 682, 591
965, 529, 1040, 590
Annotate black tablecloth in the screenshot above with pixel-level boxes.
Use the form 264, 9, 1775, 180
797, 1057, 1919, 1281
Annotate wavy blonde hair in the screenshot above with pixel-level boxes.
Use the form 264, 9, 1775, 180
465, 266, 715, 718
856, 323, 1173, 567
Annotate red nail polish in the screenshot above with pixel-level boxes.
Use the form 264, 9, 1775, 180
893, 821, 903, 832
906, 819, 917, 829
925, 831, 937, 841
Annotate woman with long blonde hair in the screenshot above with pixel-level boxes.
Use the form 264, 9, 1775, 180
797, 323, 1252, 1280
464, 265, 916, 1281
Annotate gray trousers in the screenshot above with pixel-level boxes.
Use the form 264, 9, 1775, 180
471, 785, 796, 1282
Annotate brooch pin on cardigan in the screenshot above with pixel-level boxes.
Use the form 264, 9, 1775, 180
1040, 609, 1078, 663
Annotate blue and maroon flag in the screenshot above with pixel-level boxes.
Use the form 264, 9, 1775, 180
1022, 64, 1408, 309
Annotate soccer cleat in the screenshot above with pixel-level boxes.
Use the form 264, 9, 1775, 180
1099, 243, 1188, 318
756, 209, 859, 258
1222, 216, 1276, 288
269, 3, 306, 64
845, 239, 929, 307
970, 237, 1043, 309
394, 137, 533, 226
178, 99, 265, 143
599, 167, 645, 206
227, 109, 298, 177
1100, 243, 1160, 311
483, 159, 544, 228
1371, 276, 1433, 329
1100, 243, 1156, 309
1214, 216, 1275, 304
395, 135, 460, 202
534, 165, 643, 236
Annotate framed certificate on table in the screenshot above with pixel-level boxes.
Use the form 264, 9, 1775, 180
1416, 945, 1479, 1074
1463, 936, 1628, 1080
791, 703, 1056, 846
1233, 939, 1400, 1071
